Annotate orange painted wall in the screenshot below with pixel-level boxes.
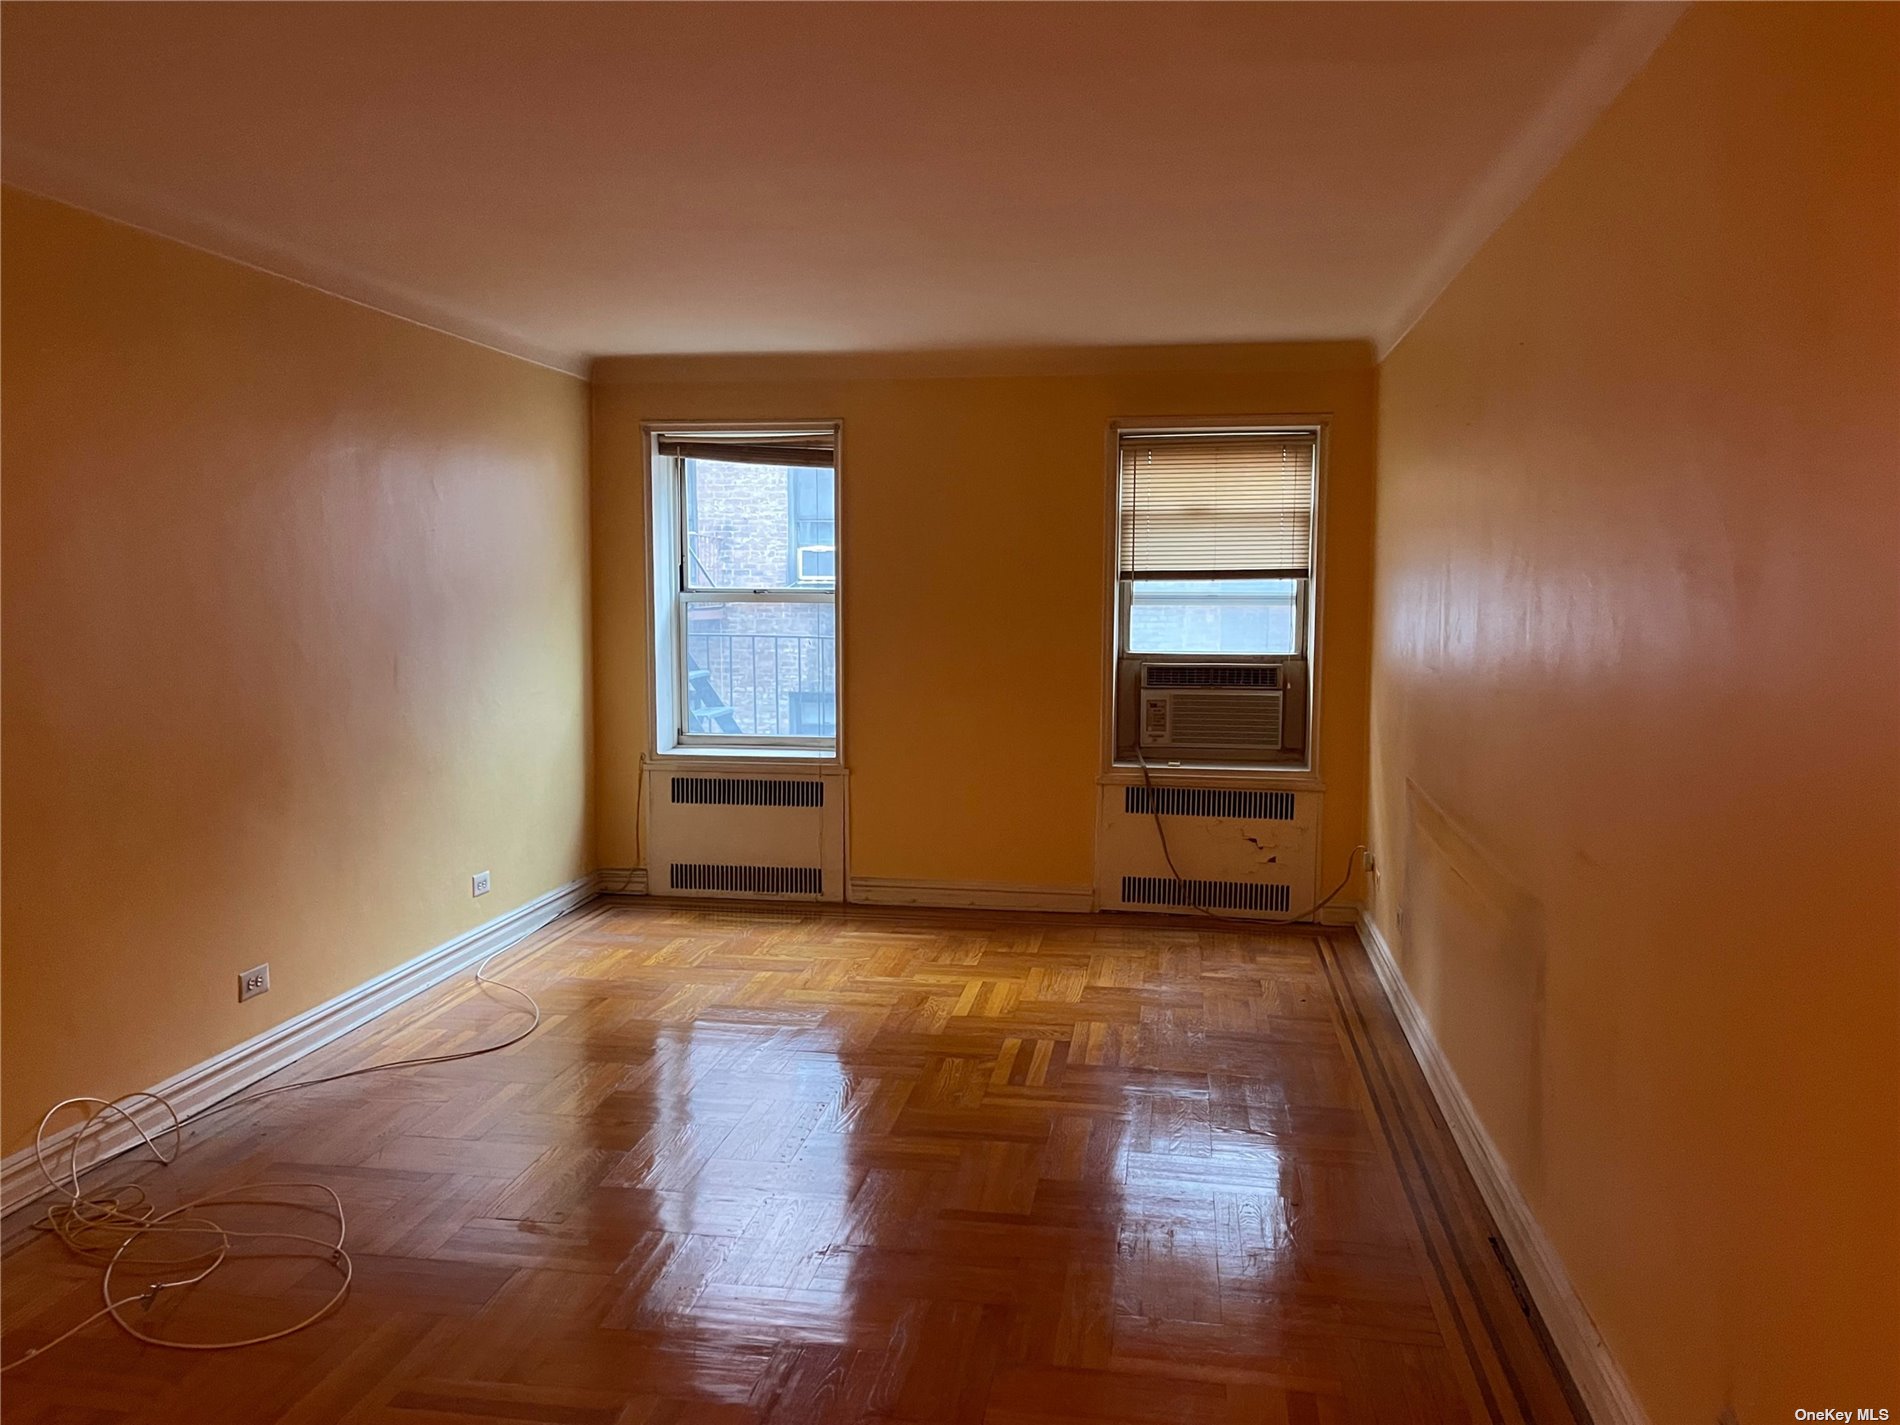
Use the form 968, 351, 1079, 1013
1369, 6, 1899, 1419
1, 190, 593, 1148
591, 346, 1375, 895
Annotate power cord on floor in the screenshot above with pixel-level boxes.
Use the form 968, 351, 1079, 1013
1133, 744, 1364, 926
0, 942, 544, 1374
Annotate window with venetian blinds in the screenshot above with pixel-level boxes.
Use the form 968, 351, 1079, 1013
1117, 431, 1316, 580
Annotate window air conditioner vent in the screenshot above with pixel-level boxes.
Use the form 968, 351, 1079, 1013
1145, 664, 1281, 689
670, 776, 824, 808
669, 863, 824, 896
1121, 876, 1291, 914
1144, 690, 1284, 750
1124, 786, 1296, 821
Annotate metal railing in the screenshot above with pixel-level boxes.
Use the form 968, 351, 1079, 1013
686, 632, 836, 737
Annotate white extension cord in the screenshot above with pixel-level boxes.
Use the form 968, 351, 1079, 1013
0, 943, 543, 1373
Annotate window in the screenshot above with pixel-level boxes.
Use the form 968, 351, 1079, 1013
1113, 426, 1319, 764
787, 690, 836, 738
655, 430, 839, 750
788, 468, 836, 584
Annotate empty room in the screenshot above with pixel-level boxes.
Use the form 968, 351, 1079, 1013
1, 3, 1894, 1423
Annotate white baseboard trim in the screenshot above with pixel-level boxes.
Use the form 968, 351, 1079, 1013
1, 874, 597, 1217
848, 877, 1095, 913
594, 866, 648, 896
1355, 913, 1647, 1425
1316, 900, 1362, 927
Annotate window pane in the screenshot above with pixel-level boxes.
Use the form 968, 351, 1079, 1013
1127, 579, 1301, 655
684, 459, 835, 590
683, 601, 836, 739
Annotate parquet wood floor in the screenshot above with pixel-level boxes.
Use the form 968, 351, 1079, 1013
1, 900, 1584, 1424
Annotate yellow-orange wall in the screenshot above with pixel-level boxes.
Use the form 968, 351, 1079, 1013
591, 347, 1375, 895
1369, 6, 1899, 1419
1, 190, 593, 1148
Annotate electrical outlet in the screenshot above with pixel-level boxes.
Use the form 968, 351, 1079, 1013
239, 963, 271, 1002
471, 870, 491, 897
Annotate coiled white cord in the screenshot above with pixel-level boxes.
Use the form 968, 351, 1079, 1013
1, 943, 542, 1373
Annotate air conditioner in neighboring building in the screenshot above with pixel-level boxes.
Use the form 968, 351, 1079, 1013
794, 544, 835, 584
1136, 661, 1289, 757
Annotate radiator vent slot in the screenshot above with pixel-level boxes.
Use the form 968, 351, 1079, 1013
1145, 664, 1280, 689
1124, 786, 1296, 821
670, 776, 824, 808
669, 863, 824, 896
1121, 875, 1291, 913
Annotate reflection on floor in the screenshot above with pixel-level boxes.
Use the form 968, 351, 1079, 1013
0, 900, 1583, 1423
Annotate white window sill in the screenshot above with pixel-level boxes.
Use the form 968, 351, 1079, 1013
648, 745, 841, 769
1101, 761, 1322, 793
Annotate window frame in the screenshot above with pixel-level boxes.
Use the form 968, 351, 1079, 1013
646, 423, 844, 760
1101, 417, 1328, 782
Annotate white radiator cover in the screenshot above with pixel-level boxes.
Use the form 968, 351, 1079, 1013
1094, 783, 1321, 919
644, 766, 846, 902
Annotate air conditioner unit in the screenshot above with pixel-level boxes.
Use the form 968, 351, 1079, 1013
794, 544, 835, 584
1138, 662, 1285, 756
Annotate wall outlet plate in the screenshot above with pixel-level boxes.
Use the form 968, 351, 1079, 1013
472, 870, 491, 897
239, 963, 271, 1002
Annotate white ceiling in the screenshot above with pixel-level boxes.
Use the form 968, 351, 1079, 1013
1, 2, 1679, 374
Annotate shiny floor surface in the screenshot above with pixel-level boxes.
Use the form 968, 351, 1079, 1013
1, 901, 1582, 1423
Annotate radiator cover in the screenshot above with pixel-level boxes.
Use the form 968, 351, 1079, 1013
645, 769, 844, 901
1095, 782, 1320, 920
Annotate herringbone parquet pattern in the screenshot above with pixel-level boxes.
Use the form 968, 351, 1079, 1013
1, 900, 1582, 1424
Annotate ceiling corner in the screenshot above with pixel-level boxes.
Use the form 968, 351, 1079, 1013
1372, 2, 1688, 364
3, 140, 590, 378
